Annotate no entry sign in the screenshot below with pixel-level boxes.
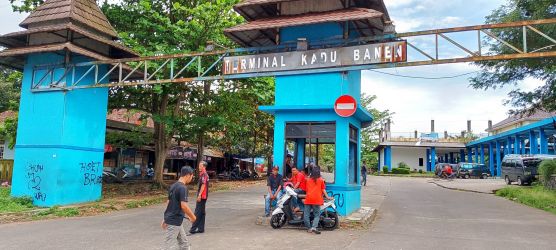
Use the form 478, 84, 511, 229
334, 95, 357, 117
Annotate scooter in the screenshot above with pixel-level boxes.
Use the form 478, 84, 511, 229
270, 184, 339, 230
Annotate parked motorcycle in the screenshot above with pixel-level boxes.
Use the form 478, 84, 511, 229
102, 170, 123, 184
230, 166, 242, 180
270, 184, 338, 230
240, 169, 251, 180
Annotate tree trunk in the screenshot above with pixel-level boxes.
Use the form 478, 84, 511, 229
196, 134, 205, 172
153, 93, 170, 187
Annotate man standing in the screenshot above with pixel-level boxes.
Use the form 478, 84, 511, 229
285, 154, 293, 179
162, 166, 196, 250
190, 161, 209, 234
265, 166, 284, 217
361, 161, 368, 186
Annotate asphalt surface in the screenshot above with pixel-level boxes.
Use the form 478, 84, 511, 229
1, 177, 555, 250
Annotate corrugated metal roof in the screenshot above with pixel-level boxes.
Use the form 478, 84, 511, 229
235, 0, 390, 21
225, 8, 384, 47
0, 42, 110, 60
488, 110, 556, 132
0, 23, 138, 58
20, 0, 118, 38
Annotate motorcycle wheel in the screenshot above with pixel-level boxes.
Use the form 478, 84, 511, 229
270, 213, 286, 229
320, 211, 339, 230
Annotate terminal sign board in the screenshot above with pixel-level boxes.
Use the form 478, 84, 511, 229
223, 41, 407, 75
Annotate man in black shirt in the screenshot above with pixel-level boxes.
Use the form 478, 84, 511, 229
361, 161, 368, 186
285, 154, 293, 178
162, 166, 196, 250
265, 166, 284, 217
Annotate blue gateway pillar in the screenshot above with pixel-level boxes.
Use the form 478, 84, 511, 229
225, 0, 393, 216
0, 0, 137, 206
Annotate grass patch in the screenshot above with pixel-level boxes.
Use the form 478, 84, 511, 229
125, 195, 167, 209
496, 185, 556, 215
0, 188, 36, 213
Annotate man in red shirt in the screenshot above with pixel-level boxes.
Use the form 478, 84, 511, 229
190, 161, 209, 234
290, 167, 306, 213
304, 165, 332, 234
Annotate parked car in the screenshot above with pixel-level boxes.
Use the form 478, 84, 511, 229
502, 154, 556, 186
456, 163, 490, 179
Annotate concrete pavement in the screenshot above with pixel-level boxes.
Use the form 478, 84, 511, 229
351, 177, 556, 250
0, 176, 555, 250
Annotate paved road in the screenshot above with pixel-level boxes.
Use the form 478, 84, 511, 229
351, 177, 556, 250
1, 177, 555, 250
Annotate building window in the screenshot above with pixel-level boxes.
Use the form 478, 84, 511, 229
419, 158, 424, 167
0, 144, 4, 159
285, 122, 336, 183
349, 125, 359, 184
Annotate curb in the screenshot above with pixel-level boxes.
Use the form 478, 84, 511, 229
429, 181, 494, 194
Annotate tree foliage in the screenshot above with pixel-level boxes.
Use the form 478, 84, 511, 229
360, 94, 393, 169
0, 68, 22, 149
471, 0, 556, 113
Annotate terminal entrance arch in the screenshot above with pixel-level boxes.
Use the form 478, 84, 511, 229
1, 0, 555, 214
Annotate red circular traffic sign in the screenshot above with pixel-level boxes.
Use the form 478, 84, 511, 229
334, 95, 357, 117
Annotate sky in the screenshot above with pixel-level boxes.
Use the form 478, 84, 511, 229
364, 0, 544, 136
0, 0, 544, 136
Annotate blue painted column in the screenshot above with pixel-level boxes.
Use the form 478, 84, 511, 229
529, 130, 538, 154
427, 148, 431, 171
295, 138, 306, 169
450, 152, 454, 163
431, 147, 436, 171
11, 53, 108, 206
377, 149, 381, 172
385, 146, 392, 172
514, 136, 520, 154
488, 143, 494, 176
506, 137, 512, 155
539, 128, 548, 154
460, 149, 465, 163
444, 154, 448, 163
467, 148, 472, 163
474, 146, 479, 163
480, 144, 485, 164
496, 141, 502, 177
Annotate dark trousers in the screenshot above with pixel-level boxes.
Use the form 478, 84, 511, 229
362, 173, 367, 186
190, 199, 207, 232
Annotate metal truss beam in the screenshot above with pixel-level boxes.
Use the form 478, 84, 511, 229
29, 18, 556, 92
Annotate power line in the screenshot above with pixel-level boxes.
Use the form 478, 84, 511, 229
367, 69, 480, 80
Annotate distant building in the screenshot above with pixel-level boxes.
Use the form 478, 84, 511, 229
372, 120, 466, 172
486, 111, 556, 135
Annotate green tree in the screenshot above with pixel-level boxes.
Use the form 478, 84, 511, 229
102, 0, 243, 185
360, 94, 393, 170
471, 0, 556, 113
0, 68, 22, 149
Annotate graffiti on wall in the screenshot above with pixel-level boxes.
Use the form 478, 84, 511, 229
80, 161, 102, 186
26, 163, 46, 202
326, 191, 345, 209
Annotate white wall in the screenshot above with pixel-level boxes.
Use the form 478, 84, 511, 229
391, 147, 427, 172
379, 148, 384, 170
0, 141, 15, 160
